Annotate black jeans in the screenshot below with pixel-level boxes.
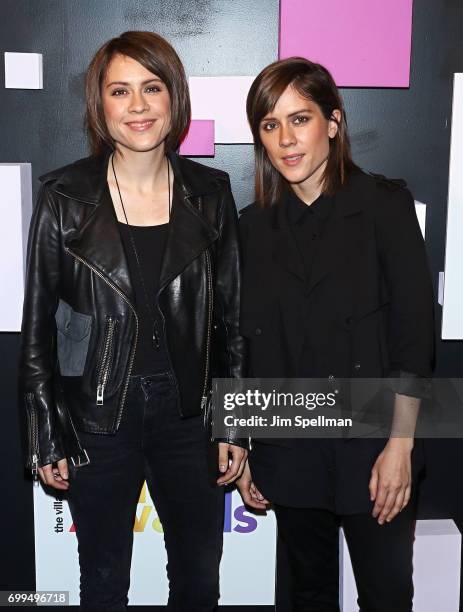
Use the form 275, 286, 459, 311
67, 372, 224, 611
274, 502, 416, 612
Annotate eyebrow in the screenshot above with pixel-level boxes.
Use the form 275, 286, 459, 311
261, 108, 314, 121
105, 78, 163, 88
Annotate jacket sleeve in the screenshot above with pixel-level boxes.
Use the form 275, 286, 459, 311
375, 184, 435, 396
215, 178, 246, 379
18, 182, 65, 471
213, 178, 248, 447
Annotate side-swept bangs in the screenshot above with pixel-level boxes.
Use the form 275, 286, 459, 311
246, 57, 358, 206
85, 31, 191, 155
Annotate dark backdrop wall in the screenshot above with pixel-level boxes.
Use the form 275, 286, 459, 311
1, 0, 462, 604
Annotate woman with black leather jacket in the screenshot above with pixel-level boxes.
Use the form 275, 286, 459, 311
19, 31, 246, 611
236, 57, 434, 611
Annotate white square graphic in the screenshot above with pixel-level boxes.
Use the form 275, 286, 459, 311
414, 200, 427, 239
5, 52, 43, 89
189, 76, 254, 144
442, 73, 463, 338
340, 520, 461, 611
0, 163, 32, 331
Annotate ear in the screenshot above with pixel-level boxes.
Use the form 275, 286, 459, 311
328, 109, 341, 139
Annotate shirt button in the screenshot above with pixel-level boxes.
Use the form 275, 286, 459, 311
254, 327, 262, 336
354, 363, 361, 371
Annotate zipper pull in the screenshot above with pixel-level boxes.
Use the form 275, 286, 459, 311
152, 322, 160, 349
31, 454, 39, 485
202, 395, 210, 427
96, 384, 104, 406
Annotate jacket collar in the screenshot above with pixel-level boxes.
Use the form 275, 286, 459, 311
269, 171, 365, 231
53, 151, 221, 304
270, 171, 367, 292
40, 149, 225, 204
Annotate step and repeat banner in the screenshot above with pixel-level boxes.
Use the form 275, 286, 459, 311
33, 485, 277, 606
33, 484, 461, 607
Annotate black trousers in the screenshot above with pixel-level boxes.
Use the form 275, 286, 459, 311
274, 501, 416, 612
66, 372, 224, 612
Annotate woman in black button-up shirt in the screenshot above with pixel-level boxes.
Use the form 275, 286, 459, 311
237, 57, 434, 611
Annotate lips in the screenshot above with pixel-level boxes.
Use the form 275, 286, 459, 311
282, 153, 305, 166
125, 120, 155, 132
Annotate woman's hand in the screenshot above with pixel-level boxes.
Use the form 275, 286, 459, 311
236, 460, 270, 510
369, 438, 413, 524
38, 458, 69, 490
216, 442, 248, 485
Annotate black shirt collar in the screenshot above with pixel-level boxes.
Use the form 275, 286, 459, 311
284, 186, 332, 225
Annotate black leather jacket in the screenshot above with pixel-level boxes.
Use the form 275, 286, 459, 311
19, 151, 245, 471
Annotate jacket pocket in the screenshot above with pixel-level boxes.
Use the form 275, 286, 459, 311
25, 392, 40, 476
55, 299, 92, 377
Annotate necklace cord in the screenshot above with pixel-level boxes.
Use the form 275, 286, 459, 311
111, 153, 171, 349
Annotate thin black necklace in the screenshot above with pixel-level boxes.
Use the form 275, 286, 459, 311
111, 153, 171, 349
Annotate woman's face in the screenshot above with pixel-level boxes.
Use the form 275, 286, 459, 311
102, 54, 171, 154
259, 84, 339, 189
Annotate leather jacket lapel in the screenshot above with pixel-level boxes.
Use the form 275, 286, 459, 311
158, 152, 221, 291
50, 150, 223, 303
65, 186, 134, 304
159, 186, 218, 292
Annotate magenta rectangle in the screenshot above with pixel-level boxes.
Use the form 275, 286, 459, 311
179, 119, 215, 156
279, 0, 413, 87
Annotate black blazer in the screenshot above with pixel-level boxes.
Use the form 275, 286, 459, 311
239, 170, 434, 509
239, 170, 435, 387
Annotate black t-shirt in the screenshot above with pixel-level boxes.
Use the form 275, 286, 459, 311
118, 221, 170, 376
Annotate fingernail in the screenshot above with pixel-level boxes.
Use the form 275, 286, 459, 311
219, 465, 227, 472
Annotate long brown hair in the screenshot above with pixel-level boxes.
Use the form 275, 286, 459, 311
246, 57, 358, 207
85, 31, 191, 155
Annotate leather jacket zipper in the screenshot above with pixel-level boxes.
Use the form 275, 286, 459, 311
201, 248, 213, 420
190, 190, 214, 416
26, 392, 40, 480
65, 247, 138, 429
96, 317, 117, 406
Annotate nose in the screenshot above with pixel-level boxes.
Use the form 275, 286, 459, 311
279, 123, 296, 148
128, 90, 149, 114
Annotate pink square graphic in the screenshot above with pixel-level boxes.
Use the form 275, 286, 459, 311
279, 0, 413, 87
179, 120, 215, 156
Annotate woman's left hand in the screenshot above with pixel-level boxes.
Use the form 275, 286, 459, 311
216, 442, 248, 486
369, 438, 413, 525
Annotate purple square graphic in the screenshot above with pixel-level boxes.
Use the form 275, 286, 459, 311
180, 120, 215, 156
279, 0, 413, 87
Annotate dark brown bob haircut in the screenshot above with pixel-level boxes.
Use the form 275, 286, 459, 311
85, 31, 191, 155
246, 57, 358, 207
